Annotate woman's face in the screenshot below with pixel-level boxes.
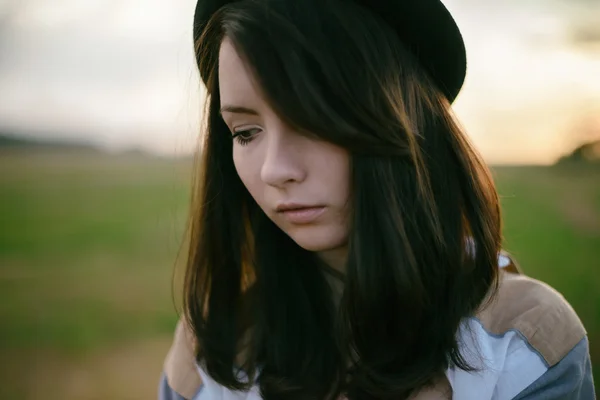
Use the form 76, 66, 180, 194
218, 38, 350, 267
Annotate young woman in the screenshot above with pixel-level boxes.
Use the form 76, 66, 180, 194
159, 0, 595, 398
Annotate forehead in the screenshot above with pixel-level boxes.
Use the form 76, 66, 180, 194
218, 38, 262, 106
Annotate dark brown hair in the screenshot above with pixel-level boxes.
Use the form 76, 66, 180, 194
183, 0, 501, 399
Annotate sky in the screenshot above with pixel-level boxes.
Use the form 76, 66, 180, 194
0, 0, 599, 164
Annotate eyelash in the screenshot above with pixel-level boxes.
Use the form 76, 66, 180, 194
232, 128, 260, 146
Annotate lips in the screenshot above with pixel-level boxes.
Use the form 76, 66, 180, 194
276, 204, 326, 224
276, 202, 318, 212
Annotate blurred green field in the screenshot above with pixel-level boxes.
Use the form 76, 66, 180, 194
0, 150, 598, 399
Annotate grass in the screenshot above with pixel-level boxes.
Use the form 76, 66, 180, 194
0, 151, 190, 357
495, 165, 600, 355
0, 149, 598, 399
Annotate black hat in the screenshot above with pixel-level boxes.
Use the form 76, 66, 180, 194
193, 0, 467, 102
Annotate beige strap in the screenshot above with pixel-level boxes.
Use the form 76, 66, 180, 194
163, 318, 202, 399
478, 271, 586, 366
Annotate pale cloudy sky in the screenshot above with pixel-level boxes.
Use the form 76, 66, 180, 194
0, 0, 599, 164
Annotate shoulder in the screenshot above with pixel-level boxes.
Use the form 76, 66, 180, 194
446, 262, 594, 400
478, 267, 586, 367
160, 318, 203, 400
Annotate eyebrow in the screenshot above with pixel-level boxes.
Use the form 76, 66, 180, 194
219, 105, 259, 116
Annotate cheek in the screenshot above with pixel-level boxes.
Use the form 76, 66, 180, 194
233, 151, 249, 187
319, 149, 351, 203
233, 150, 262, 201
338, 157, 351, 199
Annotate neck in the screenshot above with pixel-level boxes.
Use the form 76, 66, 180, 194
317, 245, 347, 274
317, 246, 347, 308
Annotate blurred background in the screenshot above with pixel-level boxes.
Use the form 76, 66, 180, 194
0, 0, 598, 398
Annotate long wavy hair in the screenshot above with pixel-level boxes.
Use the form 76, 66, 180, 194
183, 0, 502, 399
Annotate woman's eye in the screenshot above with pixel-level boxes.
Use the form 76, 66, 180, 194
232, 128, 260, 146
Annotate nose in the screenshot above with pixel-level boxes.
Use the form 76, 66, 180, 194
260, 130, 307, 188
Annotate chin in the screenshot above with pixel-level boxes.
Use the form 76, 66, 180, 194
284, 225, 347, 252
